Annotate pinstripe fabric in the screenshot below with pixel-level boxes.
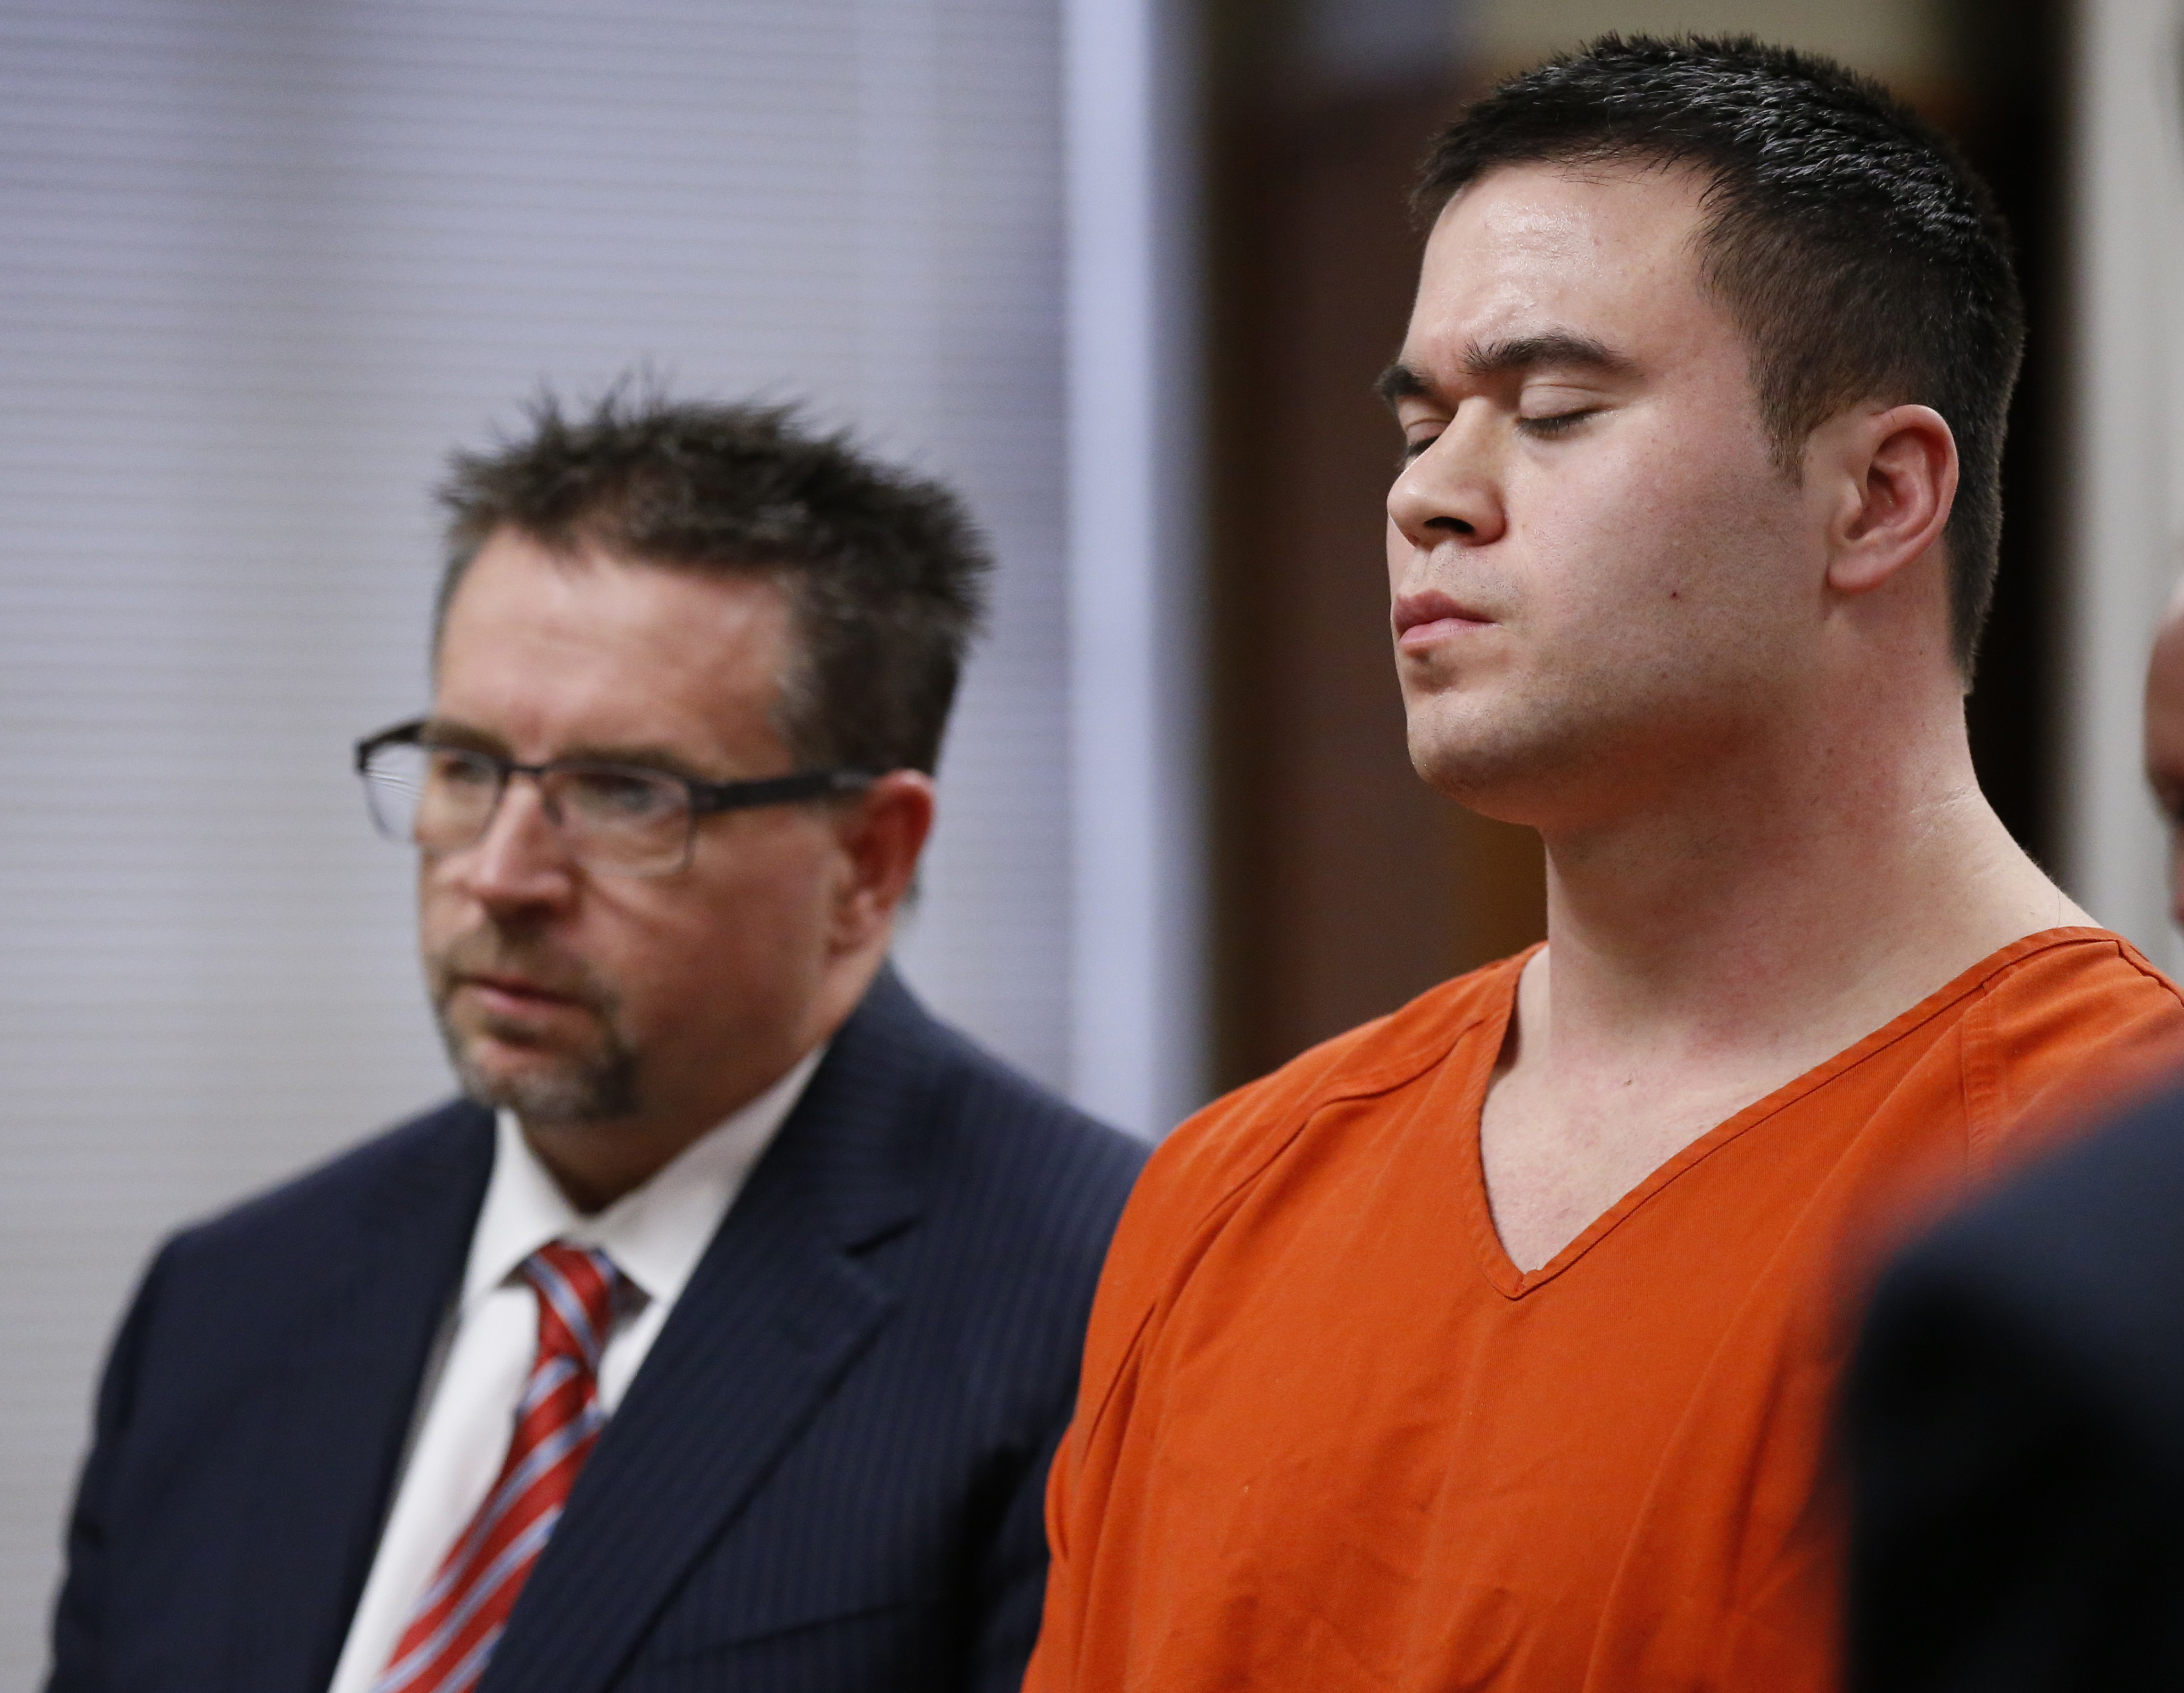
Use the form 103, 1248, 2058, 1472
375, 1245, 622, 1693
48, 968, 1148, 1693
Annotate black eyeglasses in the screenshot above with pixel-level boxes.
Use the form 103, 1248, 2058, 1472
354, 719, 877, 877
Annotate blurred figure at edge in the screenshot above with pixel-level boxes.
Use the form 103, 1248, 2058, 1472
1845, 582, 2184, 1691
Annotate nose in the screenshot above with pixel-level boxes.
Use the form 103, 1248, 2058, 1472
444, 775, 577, 910
1386, 406, 1506, 554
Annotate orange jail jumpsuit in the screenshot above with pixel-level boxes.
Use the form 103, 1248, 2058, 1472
1025, 928, 2184, 1693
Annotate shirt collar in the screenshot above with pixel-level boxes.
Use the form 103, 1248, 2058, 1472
460, 1042, 826, 1318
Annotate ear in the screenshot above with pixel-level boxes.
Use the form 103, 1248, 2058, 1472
826, 769, 936, 953
1819, 403, 1958, 596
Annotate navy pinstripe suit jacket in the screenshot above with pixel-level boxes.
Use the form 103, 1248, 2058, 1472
48, 968, 1145, 1693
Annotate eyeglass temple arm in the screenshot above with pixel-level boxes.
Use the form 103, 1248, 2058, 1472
686, 769, 878, 815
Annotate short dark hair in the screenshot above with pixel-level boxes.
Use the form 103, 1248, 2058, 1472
1415, 35, 2023, 675
435, 386, 991, 774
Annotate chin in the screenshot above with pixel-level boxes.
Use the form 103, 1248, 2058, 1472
1405, 675, 1656, 825
1408, 715, 1569, 821
440, 1023, 639, 1125
458, 1057, 640, 1125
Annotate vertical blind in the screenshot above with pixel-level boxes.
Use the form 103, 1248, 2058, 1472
0, 0, 1070, 1673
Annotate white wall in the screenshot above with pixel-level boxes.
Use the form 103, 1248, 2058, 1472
1064, 0, 1209, 1139
0, 0, 1203, 1675
2066, 0, 2184, 971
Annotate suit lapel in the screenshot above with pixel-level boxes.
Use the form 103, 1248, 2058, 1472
480, 972, 935, 1693
230, 1105, 495, 1693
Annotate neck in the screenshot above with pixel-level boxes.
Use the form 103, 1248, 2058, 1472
1529, 689, 2085, 1065
519, 945, 887, 1213
521, 1108, 758, 1216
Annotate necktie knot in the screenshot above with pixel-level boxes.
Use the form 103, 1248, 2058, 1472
519, 1241, 623, 1376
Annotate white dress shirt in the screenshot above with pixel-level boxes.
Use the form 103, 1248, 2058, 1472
327, 1048, 822, 1693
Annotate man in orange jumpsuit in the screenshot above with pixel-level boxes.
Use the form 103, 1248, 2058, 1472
1025, 36, 2184, 1693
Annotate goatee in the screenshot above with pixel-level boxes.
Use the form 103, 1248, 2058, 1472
426, 930, 640, 1124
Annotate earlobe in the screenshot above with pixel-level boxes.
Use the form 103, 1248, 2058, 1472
829, 771, 936, 953
1824, 403, 1957, 597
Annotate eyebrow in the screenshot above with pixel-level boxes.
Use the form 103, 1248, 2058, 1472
419, 717, 718, 782
416, 716, 507, 755
1374, 331, 1635, 409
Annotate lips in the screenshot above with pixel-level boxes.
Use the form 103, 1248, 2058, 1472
456, 973, 598, 1029
433, 942, 601, 1021
1393, 589, 1494, 652
427, 924, 619, 1036
462, 972, 579, 1005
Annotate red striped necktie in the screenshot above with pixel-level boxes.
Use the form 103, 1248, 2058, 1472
373, 1241, 624, 1693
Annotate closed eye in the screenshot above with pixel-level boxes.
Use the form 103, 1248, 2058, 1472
1516, 410, 1596, 439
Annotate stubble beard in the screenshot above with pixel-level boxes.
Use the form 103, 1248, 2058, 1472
426, 930, 641, 1125
1410, 650, 1774, 836
1406, 680, 1600, 822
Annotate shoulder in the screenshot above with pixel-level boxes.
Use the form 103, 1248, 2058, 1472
845, 968, 1148, 1260
1974, 927, 2184, 1039
1046, 957, 1517, 1494
89, 1100, 489, 1437
1959, 928, 2184, 1164
1082, 955, 1519, 1326
154, 1099, 492, 1287
1135, 954, 1520, 1226
927, 1022, 1148, 1257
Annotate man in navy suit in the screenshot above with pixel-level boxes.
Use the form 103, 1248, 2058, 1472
1842, 585, 2184, 1689
47, 390, 1146, 1693
1846, 1082, 2184, 1690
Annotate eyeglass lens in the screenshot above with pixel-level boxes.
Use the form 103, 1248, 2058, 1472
359, 741, 695, 874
